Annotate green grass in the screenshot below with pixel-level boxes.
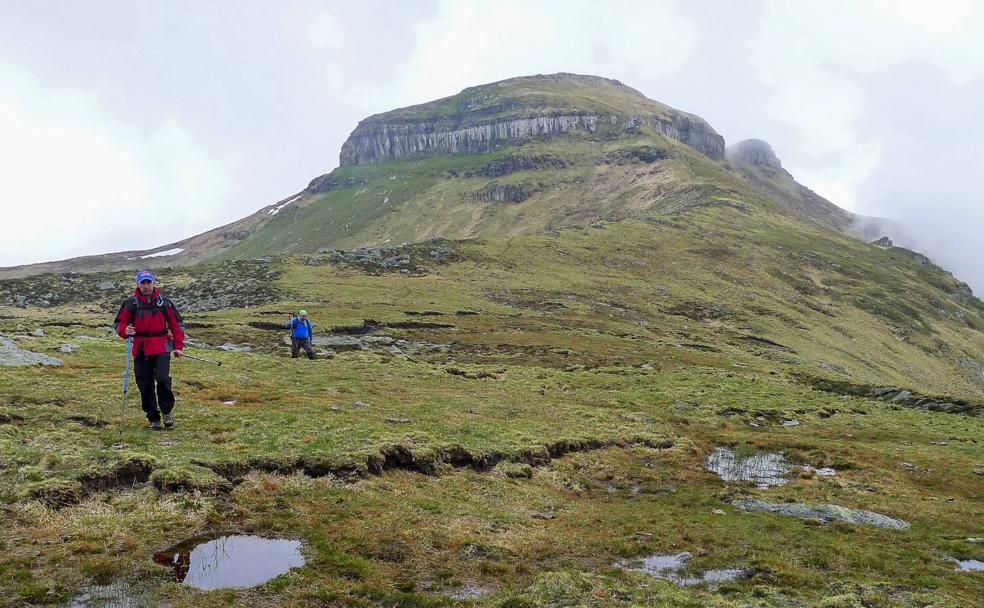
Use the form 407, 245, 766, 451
1, 218, 983, 607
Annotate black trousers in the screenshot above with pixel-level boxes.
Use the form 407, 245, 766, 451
134, 352, 174, 421
291, 337, 315, 359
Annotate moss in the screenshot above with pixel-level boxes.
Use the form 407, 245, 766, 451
149, 464, 231, 493
26, 478, 84, 507
496, 462, 534, 479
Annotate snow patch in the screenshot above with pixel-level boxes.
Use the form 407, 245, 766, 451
141, 248, 184, 259
268, 194, 303, 216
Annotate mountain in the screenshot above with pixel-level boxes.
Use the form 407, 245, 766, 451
0, 73, 891, 275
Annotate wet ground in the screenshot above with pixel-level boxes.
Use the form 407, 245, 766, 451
704, 447, 791, 488
619, 552, 747, 586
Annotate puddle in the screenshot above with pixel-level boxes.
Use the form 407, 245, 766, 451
152, 534, 304, 590
445, 582, 495, 600
705, 447, 791, 488
619, 552, 747, 586
69, 580, 157, 607
956, 559, 984, 571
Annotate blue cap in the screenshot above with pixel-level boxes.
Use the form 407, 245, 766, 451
136, 270, 155, 283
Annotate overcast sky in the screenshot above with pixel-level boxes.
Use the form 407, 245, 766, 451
1, 1, 982, 291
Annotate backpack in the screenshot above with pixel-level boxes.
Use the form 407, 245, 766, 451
115, 294, 182, 337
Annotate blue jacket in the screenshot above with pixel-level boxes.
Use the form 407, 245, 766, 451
287, 317, 313, 339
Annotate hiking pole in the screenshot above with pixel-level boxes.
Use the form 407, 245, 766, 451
180, 353, 222, 366
118, 336, 133, 436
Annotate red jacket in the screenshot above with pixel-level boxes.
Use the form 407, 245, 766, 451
114, 288, 185, 357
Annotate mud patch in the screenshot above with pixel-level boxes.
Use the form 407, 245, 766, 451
444, 582, 495, 600
65, 413, 109, 428
152, 534, 304, 590
69, 579, 158, 607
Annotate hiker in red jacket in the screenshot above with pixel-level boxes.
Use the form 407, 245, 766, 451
114, 270, 185, 430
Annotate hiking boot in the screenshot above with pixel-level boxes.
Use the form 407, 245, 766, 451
148, 420, 163, 431
163, 414, 175, 429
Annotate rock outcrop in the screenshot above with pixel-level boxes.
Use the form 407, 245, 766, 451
339, 74, 725, 166
0, 336, 62, 366
471, 182, 539, 204
467, 154, 567, 178
733, 499, 910, 530
725, 139, 783, 170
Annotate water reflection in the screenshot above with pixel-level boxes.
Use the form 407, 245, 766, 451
705, 447, 791, 488
152, 534, 304, 590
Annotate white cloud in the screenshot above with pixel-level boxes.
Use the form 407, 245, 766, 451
309, 10, 345, 50
0, 60, 227, 266
359, 0, 698, 112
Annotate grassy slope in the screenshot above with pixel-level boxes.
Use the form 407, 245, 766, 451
1, 216, 983, 607
360, 74, 686, 123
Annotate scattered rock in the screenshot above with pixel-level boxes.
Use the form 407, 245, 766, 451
59, 343, 80, 353
97, 280, 116, 290
31, 328, 45, 337
314, 335, 366, 351
353, 401, 368, 408
781, 419, 801, 427
818, 361, 847, 373
530, 511, 556, 520
385, 417, 412, 424
217, 342, 252, 353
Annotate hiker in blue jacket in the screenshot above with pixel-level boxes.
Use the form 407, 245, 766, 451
286, 310, 316, 359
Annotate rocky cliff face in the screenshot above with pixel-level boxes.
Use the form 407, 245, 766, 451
340, 114, 599, 166
726, 139, 783, 170
338, 74, 725, 166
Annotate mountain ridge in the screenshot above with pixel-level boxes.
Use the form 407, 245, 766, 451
0, 73, 954, 289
